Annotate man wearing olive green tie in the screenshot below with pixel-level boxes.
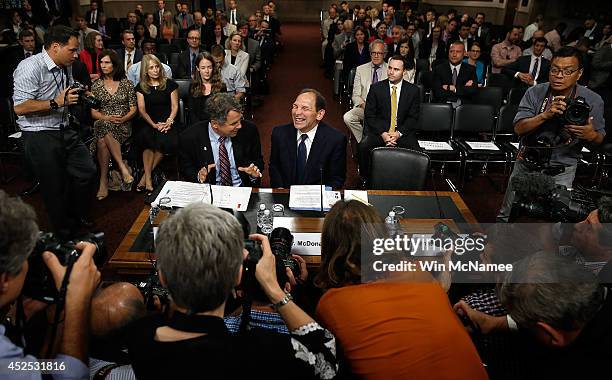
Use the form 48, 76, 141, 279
359, 55, 420, 179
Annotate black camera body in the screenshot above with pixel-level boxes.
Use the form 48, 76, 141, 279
69, 81, 102, 109
269, 227, 300, 277
561, 96, 590, 126
23, 232, 105, 303
136, 265, 170, 311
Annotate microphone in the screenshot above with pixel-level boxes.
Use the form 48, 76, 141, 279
511, 172, 556, 199
320, 166, 324, 214
430, 168, 445, 219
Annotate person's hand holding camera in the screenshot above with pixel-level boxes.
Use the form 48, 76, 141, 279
542, 96, 567, 120
42, 241, 100, 302
285, 255, 308, 288
249, 233, 286, 304
566, 116, 598, 141
55, 87, 80, 107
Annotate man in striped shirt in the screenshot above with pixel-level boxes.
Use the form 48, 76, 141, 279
13, 25, 97, 237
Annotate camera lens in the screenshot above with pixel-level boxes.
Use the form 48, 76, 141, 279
269, 227, 293, 259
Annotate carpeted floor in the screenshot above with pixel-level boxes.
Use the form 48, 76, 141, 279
1, 23, 509, 265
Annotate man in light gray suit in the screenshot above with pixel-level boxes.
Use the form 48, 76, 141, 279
343, 39, 388, 142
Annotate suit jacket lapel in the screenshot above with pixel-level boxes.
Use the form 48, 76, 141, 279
201, 124, 216, 185
288, 127, 297, 184
305, 125, 325, 181
382, 80, 392, 120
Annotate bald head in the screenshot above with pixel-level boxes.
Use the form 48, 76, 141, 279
90, 282, 146, 338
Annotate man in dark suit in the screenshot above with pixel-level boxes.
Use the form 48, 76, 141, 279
154, 0, 169, 27
386, 25, 403, 60
447, 22, 473, 54
502, 37, 550, 88
115, 30, 143, 72
474, 12, 491, 52
432, 41, 478, 105
359, 55, 420, 179
270, 89, 347, 189
85, 0, 102, 30
177, 29, 205, 79
179, 93, 263, 186
3, 29, 39, 97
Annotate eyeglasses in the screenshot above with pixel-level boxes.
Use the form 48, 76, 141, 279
188, 37, 201, 40
470, 49, 481, 53
371, 51, 385, 56
550, 67, 581, 76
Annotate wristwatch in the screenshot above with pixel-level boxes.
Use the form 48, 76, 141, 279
272, 292, 293, 310
49, 99, 59, 110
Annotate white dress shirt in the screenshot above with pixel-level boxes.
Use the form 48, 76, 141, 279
449, 62, 461, 80
296, 124, 318, 160
388, 80, 403, 134
528, 54, 543, 84
124, 49, 135, 71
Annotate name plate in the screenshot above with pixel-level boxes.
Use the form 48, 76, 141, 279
291, 233, 322, 256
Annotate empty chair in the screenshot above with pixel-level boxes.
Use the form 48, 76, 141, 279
416, 58, 430, 73
416, 84, 425, 103
473, 86, 504, 116
495, 104, 520, 161
485, 72, 512, 97
507, 87, 527, 106
369, 148, 430, 190
169, 52, 180, 65
346, 67, 357, 108
174, 79, 191, 100
417, 71, 434, 102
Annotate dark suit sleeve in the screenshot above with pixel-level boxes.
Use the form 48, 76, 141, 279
177, 52, 189, 79
502, 58, 522, 79
456, 66, 478, 98
328, 133, 347, 189
432, 66, 454, 102
269, 128, 283, 188
364, 85, 387, 136
178, 128, 201, 182
244, 126, 264, 187
398, 86, 420, 136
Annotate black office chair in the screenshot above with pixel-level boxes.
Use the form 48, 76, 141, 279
485, 72, 512, 98
416, 58, 430, 74
369, 147, 430, 190
169, 52, 180, 65
174, 79, 191, 100
0, 97, 21, 183
416, 84, 425, 103
507, 87, 527, 105
473, 86, 504, 117
415, 103, 460, 191
171, 38, 187, 52
453, 104, 509, 190
416, 71, 434, 102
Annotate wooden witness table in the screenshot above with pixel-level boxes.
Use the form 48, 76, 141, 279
107, 189, 477, 278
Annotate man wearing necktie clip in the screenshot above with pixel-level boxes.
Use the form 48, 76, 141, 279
359, 55, 420, 179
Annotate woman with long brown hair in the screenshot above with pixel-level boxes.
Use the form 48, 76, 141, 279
79, 31, 104, 82
188, 52, 226, 124
90, 49, 137, 200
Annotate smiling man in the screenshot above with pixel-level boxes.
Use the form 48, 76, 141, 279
178, 93, 263, 186
269, 89, 347, 188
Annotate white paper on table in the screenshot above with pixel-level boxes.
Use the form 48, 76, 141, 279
152, 181, 212, 208
8, 132, 22, 139
582, 147, 590, 153
418, 140, 453, 151
289, 185, 341, 211
344, 190, 369, 205
510, 142, 520, 149
465, 141, 500, 151
272, 216, 294, 230
290, 233, 322, 256
211, 185, 252, 211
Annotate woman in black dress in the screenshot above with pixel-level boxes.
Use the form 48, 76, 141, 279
188, 52, 226, 124
135, 54, 179, 193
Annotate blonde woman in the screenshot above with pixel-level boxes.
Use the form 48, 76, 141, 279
161, 10, 178, 43
225, 32, 249, 77
135, 54, 179, 194
369, 8, 380, 28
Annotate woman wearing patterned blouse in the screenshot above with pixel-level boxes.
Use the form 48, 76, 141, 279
90, 49, 137, 200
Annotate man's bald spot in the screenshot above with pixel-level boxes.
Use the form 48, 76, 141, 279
90, 282, 146, 337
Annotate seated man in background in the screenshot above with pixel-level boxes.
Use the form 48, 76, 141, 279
211, 44, 247, 100
126, 203, 338, 379
179, 93, 263, 186
359, 55, 420, 179
502, 37, 550, 88
523, 30, 553, 60
343, 39, 388, 143
127, 38, 172, 85
270, 89, 346, 188
491, 26, 522, 73
0, 190, 100, 379
177, 29, 206, 79
432, 40, 478, 106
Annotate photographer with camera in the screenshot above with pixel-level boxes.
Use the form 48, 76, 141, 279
497, 46, 606, 222
0, 190, 100, 378
13, 25, 98, 237
126, 203, 337, 379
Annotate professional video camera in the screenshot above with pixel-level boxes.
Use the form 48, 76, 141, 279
23, 232, 105, 303
69, 81, 102, 109
509, 172, 599, 222
521, 96, 591, 174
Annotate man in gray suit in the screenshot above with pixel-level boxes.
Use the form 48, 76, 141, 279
238, 22, 262, 73
343, 40, 388, 142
